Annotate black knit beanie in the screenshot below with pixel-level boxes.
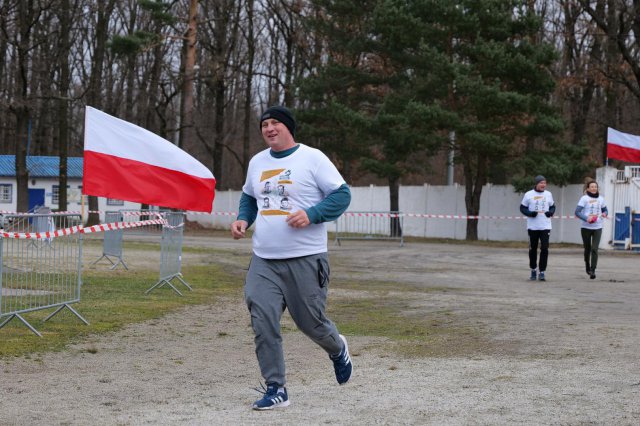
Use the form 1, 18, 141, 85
260, 106, 296, 137
534, 175, 546, 185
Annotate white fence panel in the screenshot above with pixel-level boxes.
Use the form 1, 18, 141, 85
193, 167, 640, 248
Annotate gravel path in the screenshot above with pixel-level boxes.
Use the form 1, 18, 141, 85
1, 236, 639, 425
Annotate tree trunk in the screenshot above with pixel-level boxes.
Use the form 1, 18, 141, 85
242, 0, 255, 177
57, 0, 71, 212
209, 1, 236, 189
388, 175, 402, 237
604, 0, 618, 162
213, 77, 225, 189
13, 1, 32, 213
14, 108, 30, 212
85, 0, 116, 225
178, 0, 198, 151
0, 30, 7, 152
142, 39, 165, 133
463, 154, 487, 241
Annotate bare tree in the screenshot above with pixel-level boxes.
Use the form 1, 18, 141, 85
7, 1, 55, 212
578, 0, 640, 158
178, 0, 198, 151
85, 0, 117, 225
55, 0, 74, 211
242, 0, 256, 176
199, 0, 241, 189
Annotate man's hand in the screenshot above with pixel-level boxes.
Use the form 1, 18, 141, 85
231, 220, 249, 239
587, 215, 598, 224
286, 210, 310, 228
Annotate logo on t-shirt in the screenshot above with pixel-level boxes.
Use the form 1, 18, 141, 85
259, 168, 293, 216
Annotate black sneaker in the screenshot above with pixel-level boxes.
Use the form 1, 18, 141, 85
538, 271, 546, 281
590, 270, 596, 279
252, 383, 290, 410
529, 269, 537, 281
330, 334, 352, 385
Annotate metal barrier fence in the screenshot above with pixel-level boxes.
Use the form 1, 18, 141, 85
91, 211, 127, 270
335, 211, 404, 247
120, 209, 166, 236
145, 211, 191, 295
0, 213, 87, 337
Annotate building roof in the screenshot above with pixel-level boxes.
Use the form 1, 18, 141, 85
0, 155, 83, 178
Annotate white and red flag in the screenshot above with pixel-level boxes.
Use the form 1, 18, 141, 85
83, 106, 216, 212
607, 127, 640, 163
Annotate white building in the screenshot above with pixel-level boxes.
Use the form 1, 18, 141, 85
0, 155, 141, 220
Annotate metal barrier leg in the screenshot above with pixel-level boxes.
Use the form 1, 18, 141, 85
91, 254, 128, 270
43, 304, 89, 325
173, 273, 192, 291
145, 277, 184, 296
0, 314, 43, 337
109, 256, 128, 270
145, 273, 192, 296
91, 254, 112, 266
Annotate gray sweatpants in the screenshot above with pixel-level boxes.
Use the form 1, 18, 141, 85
244, 253, 343, 386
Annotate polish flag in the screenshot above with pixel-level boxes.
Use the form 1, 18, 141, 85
83, 106, 216, 212
607, 127, 640, 163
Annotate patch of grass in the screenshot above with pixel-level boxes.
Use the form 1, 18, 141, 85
0, 264, 242, 358
2, 237, 504, 361
327, 282, 498, 358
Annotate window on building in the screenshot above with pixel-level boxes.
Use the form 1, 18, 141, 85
0, 184, 12, 203
53, 185, 74, 205
107, 198, 124, 206
52, 185, 60, 205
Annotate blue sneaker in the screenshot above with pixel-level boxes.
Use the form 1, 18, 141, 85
538, 271, 546, 281
330, 334, 352, 385
529, 269, 537, 281
252, 383, 289, 410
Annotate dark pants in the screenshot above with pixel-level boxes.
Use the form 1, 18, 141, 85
244, 253, 343, 386
528, 229, 550, 271
581, 228, 602, 270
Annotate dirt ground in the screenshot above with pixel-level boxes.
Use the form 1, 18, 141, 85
1, 233, 639, 425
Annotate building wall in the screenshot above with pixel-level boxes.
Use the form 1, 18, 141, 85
0, 177, 141, 222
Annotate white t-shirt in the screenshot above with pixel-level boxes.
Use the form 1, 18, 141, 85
576, 194, 607, 230
521, 189, 554, 230
242, 144, 346, 259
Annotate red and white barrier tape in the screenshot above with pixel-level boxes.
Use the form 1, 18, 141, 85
0, 210, 101, 215
186, 211, 596, 220
2, 210, 611, 221
0, 225, 84, 239
401, 213, 579, 220
0, 218, 167, 239
81, 219, 167, 234
0, 210, 164, 216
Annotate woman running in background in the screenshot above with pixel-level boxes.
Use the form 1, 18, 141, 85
575, 178, 608, 279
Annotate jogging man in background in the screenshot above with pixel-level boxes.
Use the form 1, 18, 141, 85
520, 175, 556, 281
230, 105, 352, 410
